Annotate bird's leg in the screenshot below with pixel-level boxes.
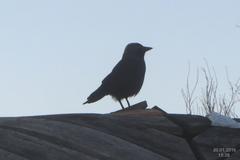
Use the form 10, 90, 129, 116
118, 100, 125, 110
125, 98, 130, 107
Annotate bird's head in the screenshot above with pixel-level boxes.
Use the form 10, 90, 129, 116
122, 43, 152, 59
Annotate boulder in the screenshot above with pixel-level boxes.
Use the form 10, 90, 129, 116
0, 101, 238, 160
0, 117, 167, 160
192, 127, 240, 160
166, 114, 211, 138
227, 149, 240, 160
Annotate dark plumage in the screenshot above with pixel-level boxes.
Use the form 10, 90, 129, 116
83, 43, 152, 109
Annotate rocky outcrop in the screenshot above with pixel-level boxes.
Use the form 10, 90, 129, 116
192, 127, 240, 160
0, 101, 239, 160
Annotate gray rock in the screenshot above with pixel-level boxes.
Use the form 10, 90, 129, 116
227, 149, 240, 160
0, 117, 167, 160
151, 106, 167, 115
0, 149, 28, 160
111, 101, 148, 113
39, 113, 197, 160
166, 114, 211, 138
234, 118, 240, 123
3, 103, 239, 160
192, 127, 240, 160
0, 106, 200, 160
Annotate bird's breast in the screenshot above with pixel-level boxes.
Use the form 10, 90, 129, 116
104, 58, 146, 100
121, 59, 146, 96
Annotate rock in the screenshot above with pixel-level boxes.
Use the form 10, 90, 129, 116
0, 117, 168, 160
111, 101, 148, 114
166, 114, 211, 138
151, 106, 168, 115
1, 105, 238, 160
111, 102, 166, 119
40, 114, 195, 160
207, 112, 240, 128
111, 108, 165, 116
42, 113, 183, 136
0, 149, 28, 160
234, 118, 240, 123
227, 149, 240, 160
192, 127, 240, 160
0, 108, 198, 160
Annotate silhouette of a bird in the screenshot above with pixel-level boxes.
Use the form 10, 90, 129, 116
83, 43, 152, 109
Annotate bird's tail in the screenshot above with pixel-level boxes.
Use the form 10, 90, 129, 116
83, 85, 107, 105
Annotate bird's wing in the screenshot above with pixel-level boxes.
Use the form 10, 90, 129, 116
102, 59, 138, 89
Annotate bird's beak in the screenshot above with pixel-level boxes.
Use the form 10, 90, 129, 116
144, 46, 153, 52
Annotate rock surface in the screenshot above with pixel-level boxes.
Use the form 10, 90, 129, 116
192, 127, 240, 160
166, 114, 211, 138
0, 101, 239, 160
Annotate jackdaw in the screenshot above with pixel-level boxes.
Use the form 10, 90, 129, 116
83, 43, 152, 109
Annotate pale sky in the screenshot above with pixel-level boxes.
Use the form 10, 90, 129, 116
0, 0, 240, 116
